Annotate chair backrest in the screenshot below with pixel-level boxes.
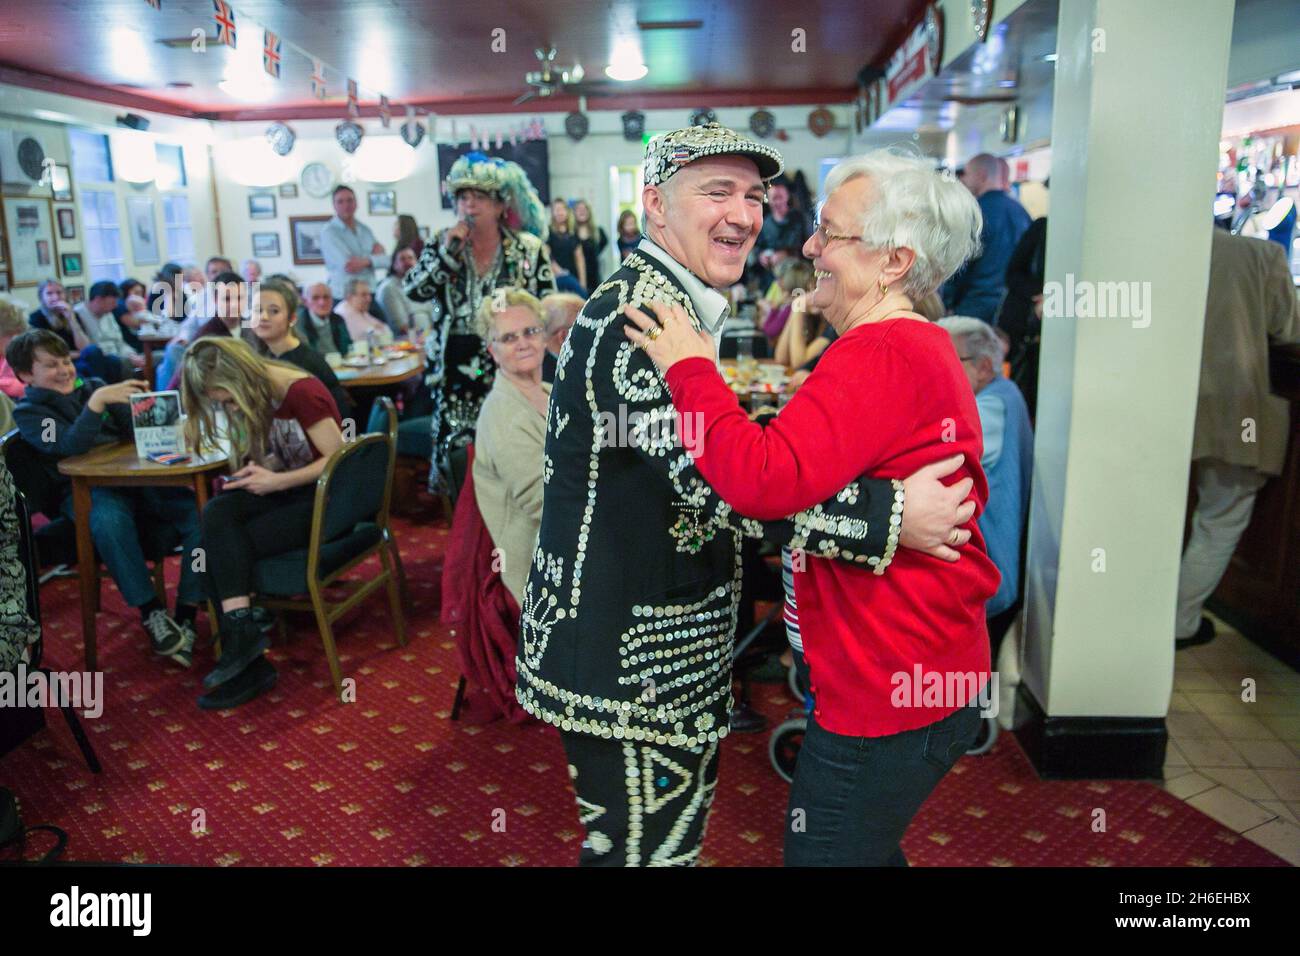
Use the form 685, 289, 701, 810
312, 433, 391, 547
8, 476, 43, 649
718, 330, 772, 360
447, 443, 470, 505
372, 395, 398, 519
0, 429, 60, 519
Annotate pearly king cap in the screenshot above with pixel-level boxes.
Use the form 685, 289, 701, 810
642, 122, 784, 187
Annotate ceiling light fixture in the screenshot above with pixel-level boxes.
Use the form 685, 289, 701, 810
605, 41, 647, 81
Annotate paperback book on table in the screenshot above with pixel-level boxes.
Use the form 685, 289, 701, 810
129, 390, 184, 459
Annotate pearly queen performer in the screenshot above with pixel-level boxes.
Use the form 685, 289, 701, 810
517, 124, 965, 867
403, 153, 555, 494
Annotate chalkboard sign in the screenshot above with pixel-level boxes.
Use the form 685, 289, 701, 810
436, 139, 550, 210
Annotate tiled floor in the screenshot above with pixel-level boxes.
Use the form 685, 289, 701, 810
1163, 615, 1300, 864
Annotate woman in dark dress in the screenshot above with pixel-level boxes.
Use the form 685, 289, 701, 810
615, 209, 641, 262
573, 199, 608, 290
547, 197, 585, 294
402, 153, 555, 494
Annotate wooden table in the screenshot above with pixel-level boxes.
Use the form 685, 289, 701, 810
335, 352, 426, 390
138, 333, 174, 388
57, 442, 227, 670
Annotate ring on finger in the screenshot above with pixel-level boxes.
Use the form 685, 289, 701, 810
645, 324, 663, 342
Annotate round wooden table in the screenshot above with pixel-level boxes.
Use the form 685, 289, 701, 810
57, 442, 228, 670
335, 352, 426, 389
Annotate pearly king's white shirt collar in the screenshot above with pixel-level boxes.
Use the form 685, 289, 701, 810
635, 237, 730, 338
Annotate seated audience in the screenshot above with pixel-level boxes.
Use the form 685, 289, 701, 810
298, 282, 353, 357
147, 262, 185, 321
242, 259, 262, 284
114, 278, 149, 350
375, 247, 432, 336
539, 292, 583, 383
205, 256, 234, 282
938, 315, 1032, 745
162, 272, 249, 391
773, 287, 830, 370
471, 289, 550, 605
247, 277, 355, 421
28, 279, 124, 384
759, 259, 814, 341
337, 278, 393, 346
76, 280, 145, 374
8, 329, 202, 665
180, 336, 344, 708
0, 295, 28, 400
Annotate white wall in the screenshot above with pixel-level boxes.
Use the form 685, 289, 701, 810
0, 83, 218, 306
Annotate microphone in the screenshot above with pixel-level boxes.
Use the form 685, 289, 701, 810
446, 214, 476, 256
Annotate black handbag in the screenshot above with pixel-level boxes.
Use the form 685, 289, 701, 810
0, 787, 67, 863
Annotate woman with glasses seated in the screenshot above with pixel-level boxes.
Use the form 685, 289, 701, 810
441, 289, 549, 723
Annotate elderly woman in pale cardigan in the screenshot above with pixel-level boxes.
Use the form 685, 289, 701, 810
470, 289, 552, 603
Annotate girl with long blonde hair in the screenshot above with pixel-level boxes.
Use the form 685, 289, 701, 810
180, 336, 344, 707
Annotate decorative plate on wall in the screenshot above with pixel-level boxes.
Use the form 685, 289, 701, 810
301, 162, 335, 198
564, 111, 589, 142
265, 122, 295, 156
690, 108, 717, 127
749, 110, 776, 139
335, 121, 364, 154
808, 108, 835, 137
620, 110, 645, 142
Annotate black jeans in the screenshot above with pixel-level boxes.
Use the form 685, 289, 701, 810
202, 486, 316, 602
784, 703, 982, 867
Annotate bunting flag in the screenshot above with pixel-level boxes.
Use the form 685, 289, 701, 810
212, 0, 236, 48
144, 0, 161, 9
379, 94, 391, 128
311, 59, 326, 99
346, 79, 359, 117
262, 30, 281, 78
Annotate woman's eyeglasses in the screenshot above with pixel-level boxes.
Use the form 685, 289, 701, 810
494, 325, 545, 346
811, 218, 864, 246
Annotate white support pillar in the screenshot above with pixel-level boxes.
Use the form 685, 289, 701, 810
1017, 0, 1236, 777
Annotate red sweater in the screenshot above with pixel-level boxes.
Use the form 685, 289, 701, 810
665, 317, 1000, 737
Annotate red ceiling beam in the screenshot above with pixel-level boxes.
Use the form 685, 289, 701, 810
0, 65, 207, 120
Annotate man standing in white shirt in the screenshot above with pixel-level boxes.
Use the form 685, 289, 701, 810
319, 185, 387, 301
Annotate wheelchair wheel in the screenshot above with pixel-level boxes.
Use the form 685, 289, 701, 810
787, 660, 806, 705
768, 716, 807, 784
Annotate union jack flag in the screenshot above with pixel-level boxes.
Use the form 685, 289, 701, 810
311, 59, 326, 99
346, 79, 359, 117
262, 30, 281, 78
212, 1, 236, 48
144, 0, 161, 10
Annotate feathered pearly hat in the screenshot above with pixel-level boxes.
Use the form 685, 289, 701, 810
442, 151, 548, 241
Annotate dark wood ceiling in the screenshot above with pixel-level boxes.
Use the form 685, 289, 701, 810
0, 0, 930, 120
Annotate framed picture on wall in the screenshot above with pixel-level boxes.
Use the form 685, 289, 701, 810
249, 192, 277, 219
252, 232, 280, 258
57, 206, 76, 240
278, 183, 298, 199
60, 252, 82, 276
49, 162, 72, 202
289, 215, 331, 265
65, 284, 85, 304
367, 190, 396, 215
126, 195, 160, 266
0, 195, 57, 286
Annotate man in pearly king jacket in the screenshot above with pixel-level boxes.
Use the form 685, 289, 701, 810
517, 124, 979, 867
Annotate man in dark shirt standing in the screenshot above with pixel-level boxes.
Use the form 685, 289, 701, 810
942, 153, 1032, 322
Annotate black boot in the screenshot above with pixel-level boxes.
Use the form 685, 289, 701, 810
202, 609, 270, 690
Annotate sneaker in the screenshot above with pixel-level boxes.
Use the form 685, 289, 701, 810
143, 609, 187, 658
167, 621, 197, 668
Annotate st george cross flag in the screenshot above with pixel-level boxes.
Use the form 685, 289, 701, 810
379, 95, 391, 128
311, 59, 326, 99
263, 30, 281, 78
347, 79, 359, 117
212, 1, 236, 48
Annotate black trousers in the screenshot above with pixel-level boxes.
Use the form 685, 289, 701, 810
202, 486, 316, 602
559, 731, 722, 867
784, 704, 982, 867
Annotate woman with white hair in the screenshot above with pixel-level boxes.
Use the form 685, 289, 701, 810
624, 148, 1001, 867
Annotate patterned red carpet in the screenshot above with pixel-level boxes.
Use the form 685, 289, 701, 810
1, 515, 1287, 866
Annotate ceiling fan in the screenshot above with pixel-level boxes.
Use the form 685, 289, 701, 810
513, 47, 588, 104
